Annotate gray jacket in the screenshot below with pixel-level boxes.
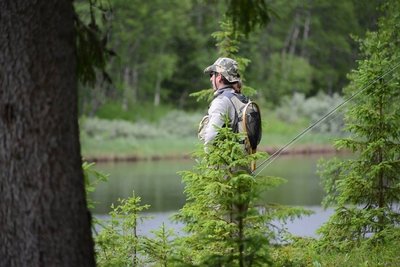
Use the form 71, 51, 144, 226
198, 87, 238, 146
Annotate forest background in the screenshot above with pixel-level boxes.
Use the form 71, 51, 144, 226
76, 0, 384, 160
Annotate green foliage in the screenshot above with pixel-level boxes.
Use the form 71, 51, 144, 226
90, 120, 310, 266
74, 0, 114, 86
224, 0, 273, 35
83, 161, 109, 233
213, 19, 256, 98
189, 88, 215, 103
157, 110, 203, 138
95, 101, 172, 122
75, 0, 384, 113
80, 110, 202, 141
95, 192, 152, 266
83, 161, 109, 210
212, 20, 242, 58
271, 229, 400, 267
106, 0, 199, 108
81, 117, 163, 140
265, 53, 313, 104
142, 223, 175, 267
174, 119, 309, 266
165, 0, 273, 106
271, 238, 315, 267
317, 1, 400, 250
191, 18, 257, 103
244, 0, 381, 102
79, 104, 338, 159
87, 171, 175, 266
275, 92, 345, 134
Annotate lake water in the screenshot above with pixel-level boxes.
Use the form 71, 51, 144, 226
90, 154, 339, 237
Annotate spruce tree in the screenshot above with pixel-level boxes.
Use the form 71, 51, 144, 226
318, 1, 400, 248
190, 19, 256, 103
179, 18, 308, 265
174, 121, 307, 266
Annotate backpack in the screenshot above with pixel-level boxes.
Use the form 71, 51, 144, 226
221, 91, 262, 154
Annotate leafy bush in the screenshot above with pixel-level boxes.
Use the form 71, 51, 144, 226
80, 110, 203, 141
275, 92, 345, 134
265, 53, 314, 104
95, 101, 172, 122
271, 231, 400, 267
158, 110, 203, 138
80, 117, 164, 140
95, 193, 153, 267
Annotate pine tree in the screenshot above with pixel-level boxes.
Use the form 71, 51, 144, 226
174, 120, 307, 266
317, 1, 400, 249
191, 19, 256, 103
95, 192, 150, 266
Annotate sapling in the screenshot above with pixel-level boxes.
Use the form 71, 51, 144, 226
174, 119, 309, 266
95, 192, 150, 267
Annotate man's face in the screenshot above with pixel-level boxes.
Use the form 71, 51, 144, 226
209, 71, 219, 90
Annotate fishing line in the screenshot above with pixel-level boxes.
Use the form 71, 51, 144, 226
252, 60, 400, 177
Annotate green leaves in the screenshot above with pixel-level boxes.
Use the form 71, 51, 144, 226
83, 161, 109, 210
95, 191, 152, 266
224, 0, 272, 35
74, 0, 114, 86
317, 0, 400, 249
175, 117, 310, 265
142, 223, 175, 266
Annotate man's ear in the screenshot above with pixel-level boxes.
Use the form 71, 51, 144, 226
216, 73, 222, 83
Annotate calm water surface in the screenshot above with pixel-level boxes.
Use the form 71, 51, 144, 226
90, 154, 339, 237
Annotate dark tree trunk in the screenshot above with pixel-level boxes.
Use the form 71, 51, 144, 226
0, 1, 95, 266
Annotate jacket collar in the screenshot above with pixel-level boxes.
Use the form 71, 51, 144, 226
214, 86, 235, 96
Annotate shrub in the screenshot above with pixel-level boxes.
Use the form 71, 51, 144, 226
95, 101, 172, 122
275, 92, 345, 134
174, 119, 310, 266
80, 110, 203, 141
158, 110, 203, 138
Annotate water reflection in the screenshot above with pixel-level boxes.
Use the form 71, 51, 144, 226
90, 154, 333, 215
259, 154, 326, 206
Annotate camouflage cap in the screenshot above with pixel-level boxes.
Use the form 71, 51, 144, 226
204, 57, 240, 83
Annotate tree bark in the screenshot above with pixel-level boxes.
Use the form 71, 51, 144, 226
288, 13, 300, 56
122, 66, 131, 110
154, 71, 162, 106
301, 10, 311, 58
132, 67, 139, 103
0, 1, 95, 266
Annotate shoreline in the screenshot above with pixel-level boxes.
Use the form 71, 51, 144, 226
84, 144, 346, 163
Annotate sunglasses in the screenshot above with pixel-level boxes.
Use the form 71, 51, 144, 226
209, 72, 218, 78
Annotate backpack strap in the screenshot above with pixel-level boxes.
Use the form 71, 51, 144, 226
219, 90, 248, 133
220, 90, 248, 103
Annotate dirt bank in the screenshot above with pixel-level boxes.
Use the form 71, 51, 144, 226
84, 144, 346, 163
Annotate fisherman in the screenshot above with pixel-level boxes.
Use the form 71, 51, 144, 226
198, 57, 245, 147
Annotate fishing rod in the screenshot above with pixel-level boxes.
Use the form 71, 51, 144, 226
252, 60, 400, 178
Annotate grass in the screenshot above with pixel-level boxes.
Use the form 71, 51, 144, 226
271, 236, 400, 267
81, 129, 337, 160
80, 108, 344, 160
95, 101, 173, 123
261, 116, 338, 147
81, 135, 200, 159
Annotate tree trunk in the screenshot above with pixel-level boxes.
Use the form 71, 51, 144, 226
154, 71, 162, 106
0, 1, 95, 266
288, 13, 300, 56
122, 66, 131, 110
132, 67, 139, 104
300, 10, 311, 58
